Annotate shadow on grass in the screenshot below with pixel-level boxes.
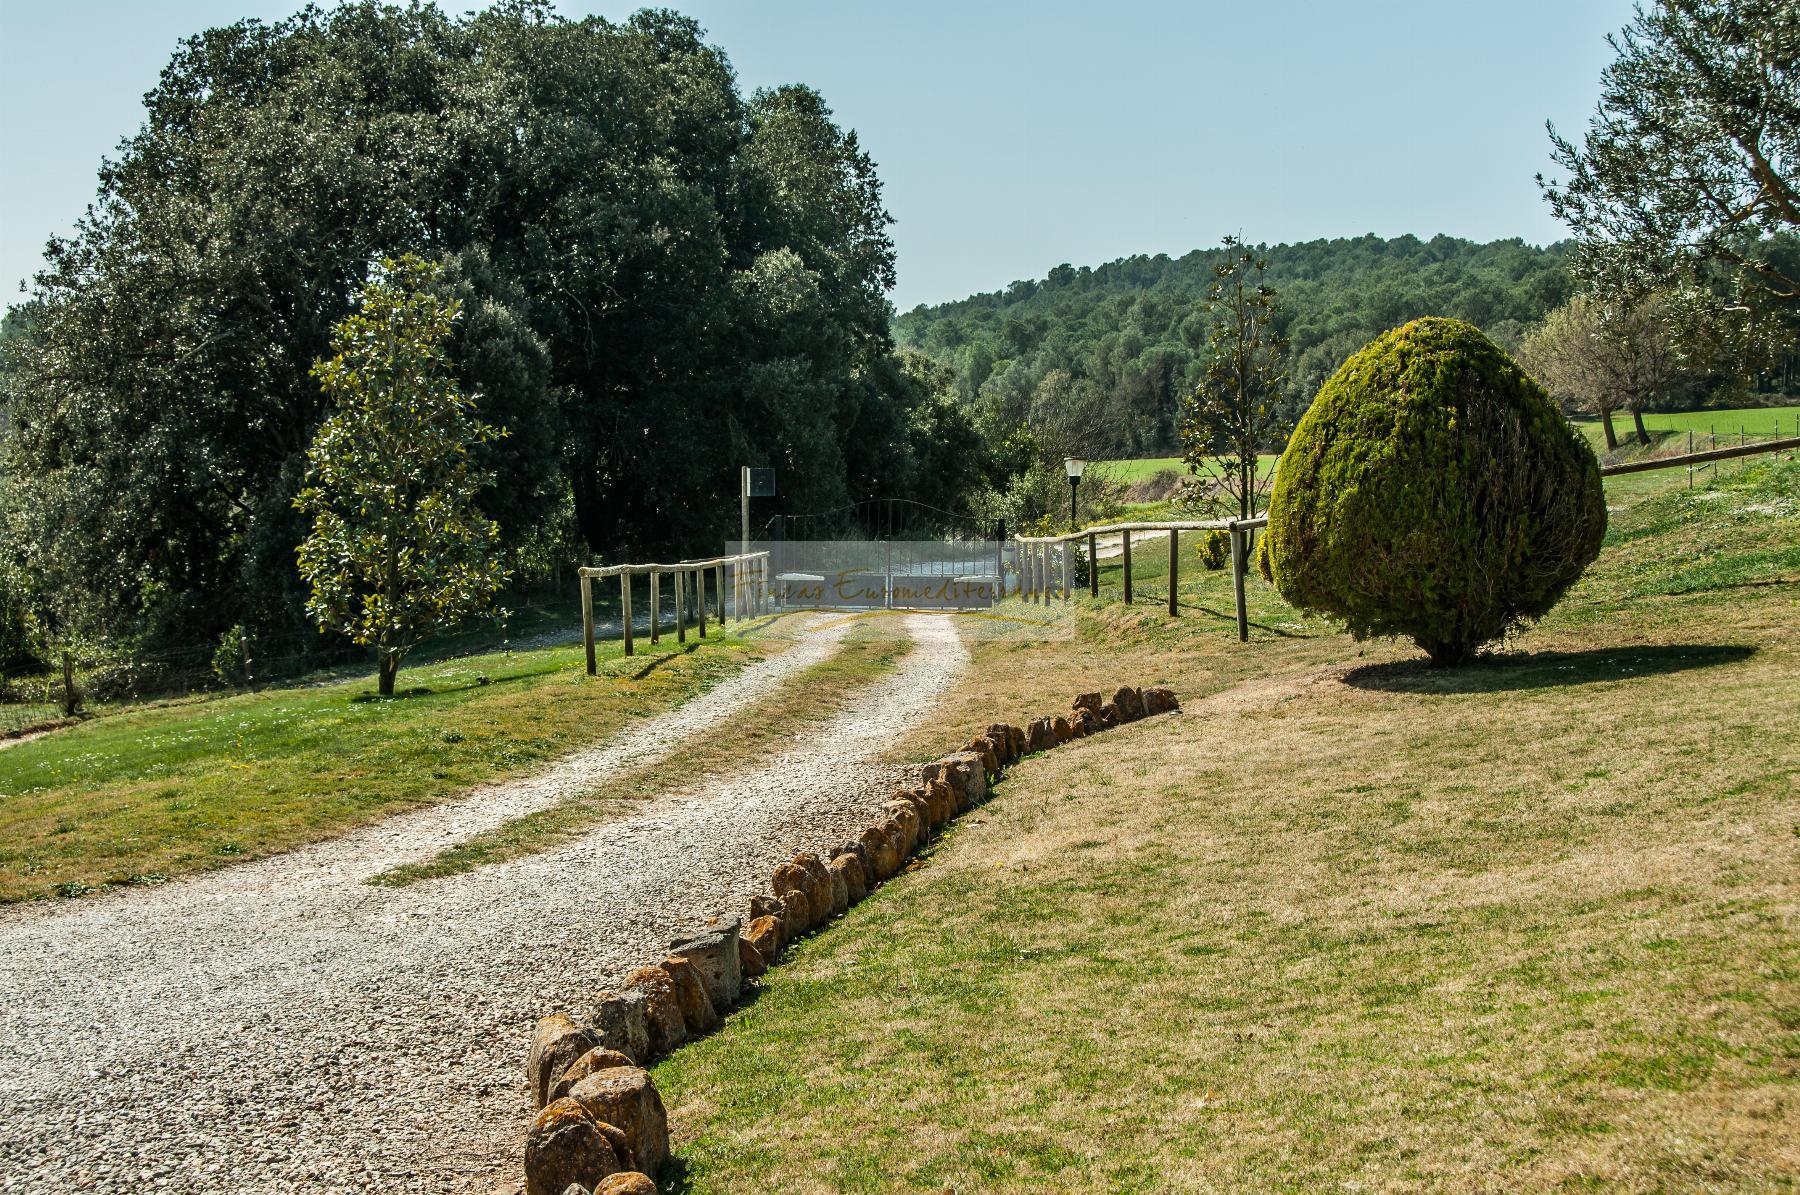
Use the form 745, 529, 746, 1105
1343, 644, 1756, 694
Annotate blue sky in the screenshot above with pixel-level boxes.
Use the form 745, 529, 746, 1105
0, 0, 1635, 314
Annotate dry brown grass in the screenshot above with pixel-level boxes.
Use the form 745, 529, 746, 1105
654, 466, 1800, 1193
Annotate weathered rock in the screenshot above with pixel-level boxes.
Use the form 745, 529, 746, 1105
748, 893, 783, 922
924, 778, 956, 826
566, 1067, 670, 1178
668, 921, 743, 1011
984, 723, 1018, 764
833, 839, 872, 879
548, 1047, 636, 1105
529, 1013, 600, 1110
1027, 716, 1056, 753
967, 735, 1002, 778
659, 954, 720, 1035
589, 988, 651, 1066
1068, 712, 1090, 737
884, 804, 922, 857
592, 1121, 634, 1173
560, 1185, 593, 1195
1072, 691, 1103, 714
1074, 707, 1101, 736
828, 852, 867, 905
891, 788, 932, 830
1007, 724, 1027, 759
1098, 702, 1119, 728
792, 853, 835, 917
860, 824, 901, 881
744, 914, 782, 962
944, 751, 989, 807
1113, 685, 1144, 721
823, 859, 849, 917
594, 1175, 658, 1195
1051, 715, 1073, 743
771, 861, 810, 905
623, 967, 686, 1058
737, 933, 767, 979
1143, 685, 1178, 714
778, 888, 813, 936
523, 1099, 622, 1195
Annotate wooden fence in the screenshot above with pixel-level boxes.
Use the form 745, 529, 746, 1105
577, 551, 771, 673
1009, 434, 1800, 643
1012, 516, 1268, 641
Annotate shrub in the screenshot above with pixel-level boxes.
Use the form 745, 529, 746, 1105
1261, 317, 1606, 665
1195, 529, 1230, 570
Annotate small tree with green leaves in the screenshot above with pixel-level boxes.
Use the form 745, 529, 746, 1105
1180, 238, 1290, 521
295, 256, 508, 697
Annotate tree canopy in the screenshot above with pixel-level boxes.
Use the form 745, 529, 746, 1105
895, 234, 1575, 460
0, 3, 970, 666
1542, 0, 1799, 336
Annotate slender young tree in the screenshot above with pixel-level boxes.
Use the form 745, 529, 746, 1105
295, 256, 508, 697
1181, 238, 1290, 520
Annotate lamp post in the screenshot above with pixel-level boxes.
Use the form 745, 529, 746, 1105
1064, 456, 1085, 529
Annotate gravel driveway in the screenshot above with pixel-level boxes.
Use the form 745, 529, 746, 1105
0, 611, 967, 1194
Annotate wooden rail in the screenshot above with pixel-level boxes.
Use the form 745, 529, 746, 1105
1001, 435, 1797, 644
577, 551, 770, 672
1011, 516, 1265, 641
1597, 435, 1800, 476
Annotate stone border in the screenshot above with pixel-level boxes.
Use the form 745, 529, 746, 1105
521, 684, 1180, 1195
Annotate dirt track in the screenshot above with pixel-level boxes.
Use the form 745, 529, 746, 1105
0, 612, 966, 1194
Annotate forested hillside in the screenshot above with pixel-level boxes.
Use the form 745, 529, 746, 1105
895, 235, 1574, 457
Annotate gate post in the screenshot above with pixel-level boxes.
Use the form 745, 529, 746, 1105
1122, 531, 1133, 604
649, 569, 660, 644
696, 569, 707, 637
1230, 522, 1249, 642
675, 569, 687, 643
1167, 529, 1179, 616
621, 571, 634, 657
581, 570, 596, 675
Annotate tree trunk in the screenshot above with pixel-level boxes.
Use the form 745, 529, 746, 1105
377, 649, 399, 697
1599, 405, 1619, 451
60, 650, 80, 717
1630, 405, 1650, 446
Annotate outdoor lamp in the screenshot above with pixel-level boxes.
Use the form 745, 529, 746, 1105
1064, 456, 1085, 528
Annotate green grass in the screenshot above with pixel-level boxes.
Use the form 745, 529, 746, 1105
1577, 403, 1800, 447
1098, 455, 1278, 487
653, 458, 1800, 1192
0, 631, 766, 902
373, 622, 911, 886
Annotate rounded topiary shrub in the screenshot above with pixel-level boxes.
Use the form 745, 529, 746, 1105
1260, 317, 1606, 665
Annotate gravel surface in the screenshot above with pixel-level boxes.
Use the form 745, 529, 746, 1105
0, 611, 967, 1194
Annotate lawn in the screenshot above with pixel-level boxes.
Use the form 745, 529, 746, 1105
0, 628, 771, 902
652, 457, 1800, 1192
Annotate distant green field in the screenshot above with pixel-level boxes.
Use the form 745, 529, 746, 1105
1098, 455, 1276, 487
1576, 403, 1800, 449
1102, 404, 1798, 490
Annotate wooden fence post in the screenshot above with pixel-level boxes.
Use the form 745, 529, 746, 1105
581, 571, 596, 675
716, 563, 726, 625
1231, 523, 1248, 643
1168, 529, 1179, 616
1122, 530, 1133, 604
675, 569, 687, 643
621, 571, 635, 657
1061, 540, 1071, 601
1087, 532, 1098, 597
649, 569, 660, 644
696, 569, 707, 637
